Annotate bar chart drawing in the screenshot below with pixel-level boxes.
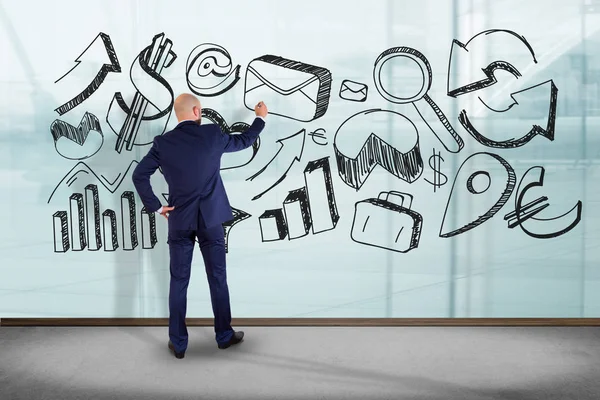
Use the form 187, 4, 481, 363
259, 156, 340, 242
69, 193, 87, 251
53, 211, 70, 253
121, 191, 138, 251
103, 209, 119, 251
141, 207, 158, 249
303, 156, 339, 234
52, 188, 154, 253
259, 209, 288, 242
85, 184, 102, 251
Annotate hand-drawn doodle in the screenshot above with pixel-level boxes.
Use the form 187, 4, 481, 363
244, 54, 332, 122
52, 211, 70, 253
504, 166, 582, 238
351, 191, 423, 253
222, 207, 251, 253
339, 79, 368, 102
373, 47, 464, 153
186, 43, 240, 97
424, 148, 448, 193
259, 209, 288, 242
459, 80, 558, 148
333, 109, 423, 191
308, 128, 328, 146
102, 209, 118, 252
50, 112, 104, 160
247, 128, 306, 201
439, 152, 516, 238
201, 108, 261, 170
47, 160, 139, 204
121, 191, 138, 251
283, 188, 312, 240
447, 29, 537, 98
141, 207, 158, 249
258, 157, 339, 242
69, 193, 87, 251
55, 32, 121, 115
84, 184, 102, 251
303, 157, 339, 234
107, 32, 177, 153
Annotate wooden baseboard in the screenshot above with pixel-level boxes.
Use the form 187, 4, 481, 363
2, 318, 600, 327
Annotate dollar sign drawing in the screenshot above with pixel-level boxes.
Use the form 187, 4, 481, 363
424, 148, 448, 192
106, 33, 177, 153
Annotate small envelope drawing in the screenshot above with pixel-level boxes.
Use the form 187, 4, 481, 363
244, 55, 332, 122
339, 80, 368, 102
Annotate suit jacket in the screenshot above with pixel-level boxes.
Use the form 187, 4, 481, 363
132, 117, 265, 230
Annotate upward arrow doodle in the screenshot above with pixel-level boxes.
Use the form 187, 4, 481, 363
247, 128, 306, 201
54, 32, 121, 115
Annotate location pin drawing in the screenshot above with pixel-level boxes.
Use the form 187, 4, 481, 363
439, 152, 516, 238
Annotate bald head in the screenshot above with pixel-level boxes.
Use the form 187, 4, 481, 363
174, 93, 202, 123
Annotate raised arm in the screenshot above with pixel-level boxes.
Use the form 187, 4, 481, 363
222, 101, 268, 153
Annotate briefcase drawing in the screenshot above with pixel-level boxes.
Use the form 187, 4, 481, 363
339, 79, 368, 102
351, 191, 423, 253
244, 54, 332, 122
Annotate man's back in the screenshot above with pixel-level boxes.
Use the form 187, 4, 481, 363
132, 117, 265, 230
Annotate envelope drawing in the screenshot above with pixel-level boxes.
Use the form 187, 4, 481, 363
339, 79, 368, 102
244, 55, 332, 122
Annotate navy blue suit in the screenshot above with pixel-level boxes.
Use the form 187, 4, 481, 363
132, 116, 265, 352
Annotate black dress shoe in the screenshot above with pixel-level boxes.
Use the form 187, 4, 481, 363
168, 341, 185, 359
218, 331, 244, 349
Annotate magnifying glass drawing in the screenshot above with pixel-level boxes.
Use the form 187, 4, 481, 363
373, 46, 464, 153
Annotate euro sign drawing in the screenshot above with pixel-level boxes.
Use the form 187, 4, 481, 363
107, 33, 177, 153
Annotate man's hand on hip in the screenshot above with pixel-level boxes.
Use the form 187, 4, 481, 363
159, 206, 174, 219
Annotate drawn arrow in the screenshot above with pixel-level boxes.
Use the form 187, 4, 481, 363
222, 207, 252, 253
447, 29, 537, 98
55, 32, 121, 115
247, 128, 306, 201
458, 80, 557, 149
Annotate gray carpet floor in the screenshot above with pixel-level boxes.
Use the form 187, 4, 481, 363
1, 326, 599, 399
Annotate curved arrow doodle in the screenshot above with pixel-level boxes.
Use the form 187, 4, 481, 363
447, 29, 537, 98
247, 128, 306, 201
201, 108, 261, 171
222, 207, 252, 253
459, 80, 557, 149
55, 32, 121, 115
504, 166, 582, 239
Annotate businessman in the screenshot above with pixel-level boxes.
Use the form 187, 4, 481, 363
132, 93, 268, 359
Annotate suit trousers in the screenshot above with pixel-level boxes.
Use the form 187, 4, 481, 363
167, 216, 234, 353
